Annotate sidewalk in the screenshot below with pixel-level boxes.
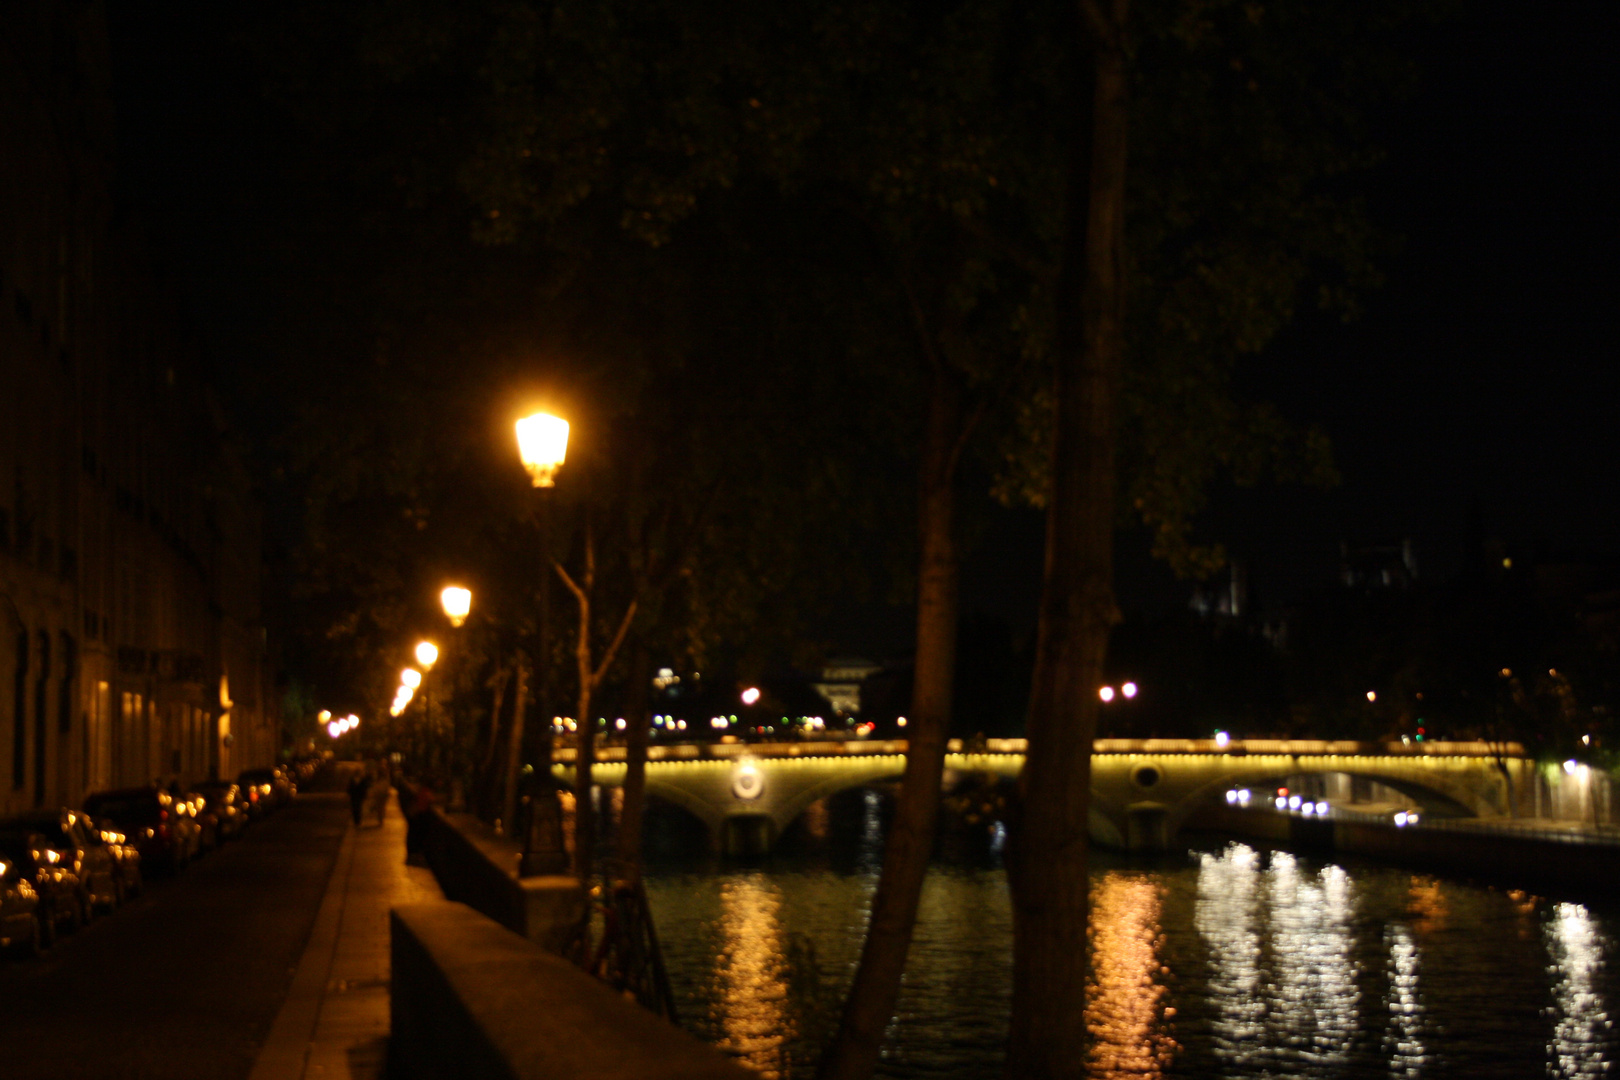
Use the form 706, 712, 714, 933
248, 788, 443, 1080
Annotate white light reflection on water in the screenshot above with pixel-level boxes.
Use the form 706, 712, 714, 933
1195, 845, 1360, 1077
1384, 923, 1427, 1078
1087, 873, 1177, 1078
1267, 854, 1358, 1073
1195, 843, 1266, 1069
1546, 901, 1613, 1079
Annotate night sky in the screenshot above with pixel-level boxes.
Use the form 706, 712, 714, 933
107, 1, 1620, 653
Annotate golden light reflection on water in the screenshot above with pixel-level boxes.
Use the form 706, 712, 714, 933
1405, 876, 1449, 935
716, 874, 792, 1078
1546, 901, 1611, 1079
1087, 872, 1177, 1078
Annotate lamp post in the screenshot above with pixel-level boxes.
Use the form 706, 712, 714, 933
515, 412, 570, 875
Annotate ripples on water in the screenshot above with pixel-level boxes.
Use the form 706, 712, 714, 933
644, 820, 1618, 1078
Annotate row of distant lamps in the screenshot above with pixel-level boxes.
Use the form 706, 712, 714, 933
320, 710, 360, 740
387, 586, 472, 718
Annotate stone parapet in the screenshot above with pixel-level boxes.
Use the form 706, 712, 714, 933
390, 902, 753, 1080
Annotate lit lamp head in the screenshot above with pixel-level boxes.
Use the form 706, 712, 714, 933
515, 412, 570, 488
440, 586, 472, 628
415, 641, 439, 670
401, 667, 422, 690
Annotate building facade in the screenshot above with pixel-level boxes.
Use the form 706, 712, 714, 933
1, 1, 276, 813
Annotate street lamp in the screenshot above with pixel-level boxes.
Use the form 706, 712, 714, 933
401, 667, 422, 689
516, 412, 570, 488
415, 641, 439, 670
441, 586, 472, 627
513, 411, 571, 876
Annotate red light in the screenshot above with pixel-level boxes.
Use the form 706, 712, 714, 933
1277, 787, 1288, 796
160, 809, 168, 821
1417, 727, 1426, 735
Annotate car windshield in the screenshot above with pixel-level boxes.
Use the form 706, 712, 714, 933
1, 817, 73, 848
0, 832, 41, 866
86, 797, 162, 824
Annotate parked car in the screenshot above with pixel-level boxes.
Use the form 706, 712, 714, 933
0, 829, 85, 947
190, 782, 246, 843
0, 809, 120, 913
238, 767, 293, 814
0, 838, 44, 956
83, 788, 201, 873
87, 819, 143, 901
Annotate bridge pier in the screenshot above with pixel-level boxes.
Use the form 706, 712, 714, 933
1125, 802, 1170, 852
719, 814, 778, 857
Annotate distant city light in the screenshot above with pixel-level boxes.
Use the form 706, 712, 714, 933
1121, 682, 1138, 699
614, 718, 626, 730
415, 641, 439, 669
401, 668, 422, 689
1564, 759, 1578, 775
896, 716, 907, 728
741, 687, 761, 706
1098, 686, 1116, 703
1315, 801, 1329, 815
1366, 690, 1377, 703
1214, 731, 1230, 748
318, 710, 332, 723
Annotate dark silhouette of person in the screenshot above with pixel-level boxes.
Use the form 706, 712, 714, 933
347, 769, 371, 826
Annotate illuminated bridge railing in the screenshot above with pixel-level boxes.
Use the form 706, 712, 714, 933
553, 737, 1527, 762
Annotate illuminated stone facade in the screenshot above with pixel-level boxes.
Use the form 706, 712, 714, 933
0, 2, 275, 812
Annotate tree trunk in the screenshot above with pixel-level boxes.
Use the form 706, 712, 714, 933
573, 587, 597, 887
816, 365, 963, 1080
480, 666, 510, 819
618, 638, 653, 880
502, 658, 530, 835
1005, 4, 1127, 1078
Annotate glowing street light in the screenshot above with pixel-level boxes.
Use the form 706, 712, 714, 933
741, 687, 761, 706
441, 586, 472, 627
515, 412, 570, 488
415, 641, 440, 669
1098, 685, 1116, 703
1121, 681, 1138, 699
401, 667, 422, 690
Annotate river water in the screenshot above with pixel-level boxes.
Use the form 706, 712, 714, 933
640, 790, 1619, 1079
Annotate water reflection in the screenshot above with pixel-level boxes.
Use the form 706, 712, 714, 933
1384, 923, 1426, 1078
1195, 844, 1266, 1068
1087, 873, 1176, 1078
1546, 901, 1612, 1079
1195, 844, 1359, 1077
716, 874, 791, 1078
1266, 853, 1358, 1072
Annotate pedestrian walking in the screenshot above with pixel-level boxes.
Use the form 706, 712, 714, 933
365, 762, 391, 826
347, 769, 371, 826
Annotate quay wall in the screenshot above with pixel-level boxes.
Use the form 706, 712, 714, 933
1193, 804, 1620, 892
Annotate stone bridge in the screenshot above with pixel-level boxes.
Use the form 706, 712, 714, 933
553, 737, 1533, 853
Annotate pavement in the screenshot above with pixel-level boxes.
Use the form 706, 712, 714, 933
247, 787, 442, 1080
